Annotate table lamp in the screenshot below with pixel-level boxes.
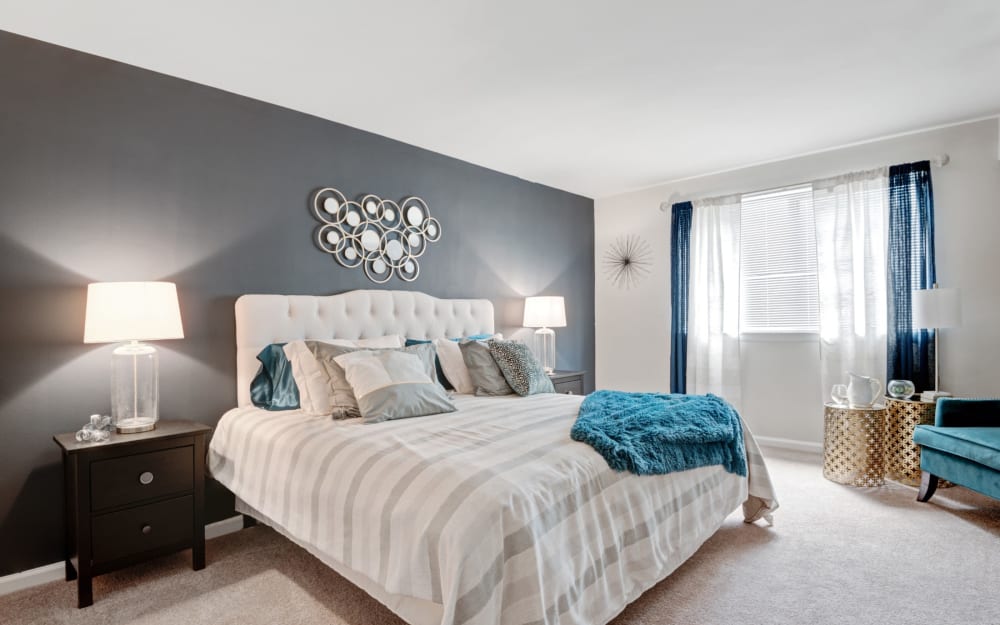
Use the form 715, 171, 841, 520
912, 284, 961, 401
84, 282, 184, 433
523, 296, 566, 374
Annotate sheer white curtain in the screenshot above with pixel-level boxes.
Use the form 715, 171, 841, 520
687, 195, 742, 410
812, 168, 889, 396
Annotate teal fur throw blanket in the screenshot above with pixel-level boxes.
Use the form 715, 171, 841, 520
571, 391, 747, 477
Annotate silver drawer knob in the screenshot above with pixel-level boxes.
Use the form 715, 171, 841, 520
141, 524, 152, 535
139, 471, 154, 485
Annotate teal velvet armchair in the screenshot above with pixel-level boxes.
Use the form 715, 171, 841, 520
912, 398, 1000, 502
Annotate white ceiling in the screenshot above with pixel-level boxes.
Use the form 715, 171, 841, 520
3, 1, 1000, 198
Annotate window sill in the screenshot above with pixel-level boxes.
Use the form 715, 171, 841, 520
739, 332, 819, 343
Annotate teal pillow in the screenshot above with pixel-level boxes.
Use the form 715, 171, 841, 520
406, 333, 494, 390
487, 339, 555, 397
250, 344, 300, 410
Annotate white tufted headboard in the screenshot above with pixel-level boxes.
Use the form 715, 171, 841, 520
234, 290, 495, 406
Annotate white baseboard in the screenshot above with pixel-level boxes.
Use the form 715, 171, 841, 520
0, 515, 244, 597
756, 435, 823, 455
205, 514, 245, 540
0, 562, 64, 597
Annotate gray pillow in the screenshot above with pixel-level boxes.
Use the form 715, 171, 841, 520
459, 340, 514, 396
334, 350, 456, 424
308, 342, 442, 418
487, 339, 555, 397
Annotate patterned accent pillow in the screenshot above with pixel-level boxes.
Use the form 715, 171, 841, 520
487, 339, 555, 397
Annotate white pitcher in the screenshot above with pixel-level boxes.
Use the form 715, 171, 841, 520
847, 372, 882, 408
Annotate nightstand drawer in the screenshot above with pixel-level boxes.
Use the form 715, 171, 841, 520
553, 380, 584, 395
91, 446, 193, 511
92, 495, 193, 563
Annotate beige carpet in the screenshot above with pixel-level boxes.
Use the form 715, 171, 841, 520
3, 448, 999, 625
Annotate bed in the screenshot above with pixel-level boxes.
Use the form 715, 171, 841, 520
208, 290, 777, 625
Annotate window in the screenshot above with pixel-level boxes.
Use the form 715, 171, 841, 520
739, 184, 819, 333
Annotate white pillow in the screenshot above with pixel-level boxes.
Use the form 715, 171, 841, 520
283, 335, 404, 415
334, 350, 456, 423
434, 338, 475, 394
434, 333, 502, 395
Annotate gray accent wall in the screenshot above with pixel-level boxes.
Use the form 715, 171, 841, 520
0, 31, 594, 575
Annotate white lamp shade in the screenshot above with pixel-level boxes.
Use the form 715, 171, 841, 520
84, 281, 185, 343
523, 296, 566, 328
912, 287, 961, 329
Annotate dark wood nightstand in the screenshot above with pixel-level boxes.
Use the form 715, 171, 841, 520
54, 420, 211, 608
548, 370, 586, 395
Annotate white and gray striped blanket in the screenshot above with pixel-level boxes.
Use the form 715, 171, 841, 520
209, 393, 777, 625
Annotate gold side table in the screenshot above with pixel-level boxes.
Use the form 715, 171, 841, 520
823, 403, 886, 487
885, 397, 953, 488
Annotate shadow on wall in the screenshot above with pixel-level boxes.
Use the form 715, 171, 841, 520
470, 238, 594, 373
0, 235, 100, 574
0, 229, 254, 576
0, 461, 65, 574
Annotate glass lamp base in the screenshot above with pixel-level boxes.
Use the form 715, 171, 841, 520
533, 327, 556, 374
116, 417, 157, 434
111, 341, 160, 435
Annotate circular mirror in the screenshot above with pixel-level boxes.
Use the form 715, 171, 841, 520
325, 230, 341, 245
384, 208, 396, 222
360, 230, 380, 252
372, 258, 387, 274
386, 239, 404, 261
365, 200, 378, 215
344, 247, 358, 261
426, 223, 438, 238
346, 211, 361, 227
404, 260, 415, 273
323, 197, 340, 213
408, 233, 422, 247
406, 205, 424, 226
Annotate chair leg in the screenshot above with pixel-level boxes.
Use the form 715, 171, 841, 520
917, 471, 939, 502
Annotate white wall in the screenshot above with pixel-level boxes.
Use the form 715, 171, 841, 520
595, 118, 1000, 445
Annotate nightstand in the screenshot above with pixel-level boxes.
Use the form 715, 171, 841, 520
54, 420, 211, 608
549, 370, 586, 395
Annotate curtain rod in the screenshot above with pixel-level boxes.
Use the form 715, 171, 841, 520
657, 154, 949, 213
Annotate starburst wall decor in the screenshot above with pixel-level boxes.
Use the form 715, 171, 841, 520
603, 235, 652, 289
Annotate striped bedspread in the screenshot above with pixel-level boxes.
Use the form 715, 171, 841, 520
209, 393, 777, 625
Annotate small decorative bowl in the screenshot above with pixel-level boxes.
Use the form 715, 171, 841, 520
887, 379, 916, 399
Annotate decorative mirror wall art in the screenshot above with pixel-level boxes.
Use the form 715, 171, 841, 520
603, 234, 652, 289
312, 187, 442, 283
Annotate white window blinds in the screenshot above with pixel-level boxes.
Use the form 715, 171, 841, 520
739, 184, 819, 333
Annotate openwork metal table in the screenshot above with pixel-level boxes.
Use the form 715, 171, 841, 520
823, 403, 887, 487
885, 397, 953, 488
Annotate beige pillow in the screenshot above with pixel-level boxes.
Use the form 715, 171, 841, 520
283, 335, 403, 416
434, 338, 475, 394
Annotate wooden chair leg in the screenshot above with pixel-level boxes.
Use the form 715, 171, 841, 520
917, 471, 939, 502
